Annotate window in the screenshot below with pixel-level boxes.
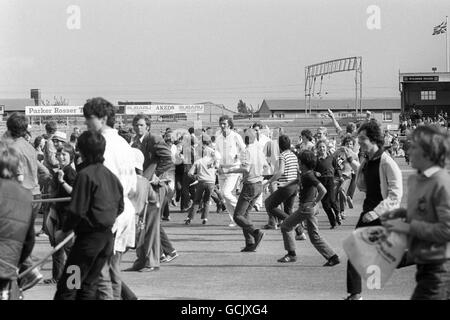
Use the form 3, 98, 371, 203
421, 90, 436, 100
382, 111, 393, 122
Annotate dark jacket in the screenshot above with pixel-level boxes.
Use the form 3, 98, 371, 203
0, 179, 34, 280
141, 133, 174, 177
62, 163, 124, 234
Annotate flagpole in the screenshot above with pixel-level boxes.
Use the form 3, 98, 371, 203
447, 16, 449, 72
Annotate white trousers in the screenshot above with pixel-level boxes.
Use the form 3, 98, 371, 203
218, 173, 241, 222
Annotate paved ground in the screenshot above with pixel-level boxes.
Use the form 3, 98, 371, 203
25, 160, 417, 300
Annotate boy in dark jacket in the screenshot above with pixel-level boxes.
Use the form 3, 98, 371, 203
54, 131, 124, 300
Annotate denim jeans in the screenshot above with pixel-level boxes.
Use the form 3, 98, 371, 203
265, 183, 298, 222
336, 177, 351, 212
280, 202, 335, 260
188, 181, 215, 220
54, 231, 114, 300
411, 261, 450, 300
318, 176, 340, 227
96, 252, 122, 300
233, 181, 262, 246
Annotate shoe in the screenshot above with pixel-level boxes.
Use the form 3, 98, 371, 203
253, 205, 260, 212
263, 224, 277, 230
346, 196, 354, 209
240, 246, 256, 252
171, 199, 176, 206
251, 230, 264, 251
184, 218, 191, 225
323, 255, 340, 267
160, 254, 167, 263
19, 269, 43, 291
162, 217, 170, 221
344, 293, 363, 300
295, 233, 307, 241
228, 223, 236, 227
123, 266, 143, 272
277, 254, 297, 263
43, 278, 57, 285
336, 218, 342, 226
202, 219, 207, 225
140, 267, 160, 272
340, 212, 346, 220
163, 251, 179, 263
330, 225, 337, 230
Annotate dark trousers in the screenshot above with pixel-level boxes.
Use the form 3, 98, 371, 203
188, 181, 214, 220
181, 164, 196, 211
54, 230, 114, 300
411, 261, 450, 300
346, 213, 382, 295
347, 173, 357, 199
265, 183, 298, 222
318, 176, 340, 227
175, 164, 184, 202
233, 182, 262, 246
210, 186, 225, 211
52, 242, 73, 281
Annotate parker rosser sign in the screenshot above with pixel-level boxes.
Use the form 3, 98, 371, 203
125, 104, 204, 115
25, 106, 83, 116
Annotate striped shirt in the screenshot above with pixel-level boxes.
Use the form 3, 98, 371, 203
278, 150, 299, 185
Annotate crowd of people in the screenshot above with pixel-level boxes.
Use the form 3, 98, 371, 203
1, 97, 450, 300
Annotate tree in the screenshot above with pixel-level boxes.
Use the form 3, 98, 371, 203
237, 99, 249, 114
40, 96, 69, 106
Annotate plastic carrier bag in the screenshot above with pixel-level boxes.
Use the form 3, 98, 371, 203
343, 224, 407, 289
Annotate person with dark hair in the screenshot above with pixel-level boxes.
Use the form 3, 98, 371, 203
344, 119, 403, 300
118, 129, 132, 144
383, 125, 450, 299
219, 129, 266, 252
277, 150, 340, 266
34, 136, 45, 157
53, 131, 124, 300
263, 135, 301, 234
296, 129, 315, 154
137, 116, 178, 263
333, 135, 360, 220
0, 142, 35, 300
216, 115, 246, 227
43, 143, 77, 285
252, 122, 271, 212
315, 139, 342, 229
43, 121, 59, 171
184, 134, 221, 225
3, 113, 43, 290
131, 114, 151, 150
83, 97, 137, 300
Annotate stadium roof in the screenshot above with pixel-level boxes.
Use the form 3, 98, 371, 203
0, 99, 36, 112
259, 98, 400, 112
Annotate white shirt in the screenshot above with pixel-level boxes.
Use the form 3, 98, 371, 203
215, 130, 246, 169
102, 127, 137, 253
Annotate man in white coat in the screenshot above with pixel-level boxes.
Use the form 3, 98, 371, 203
252, 122, 271, 211
215, 115, 246, 227
83, 97, 137, 300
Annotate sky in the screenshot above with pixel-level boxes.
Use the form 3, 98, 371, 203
1, 0, 449, 111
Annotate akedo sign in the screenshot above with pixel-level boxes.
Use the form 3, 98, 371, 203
125, 104, 204, 115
